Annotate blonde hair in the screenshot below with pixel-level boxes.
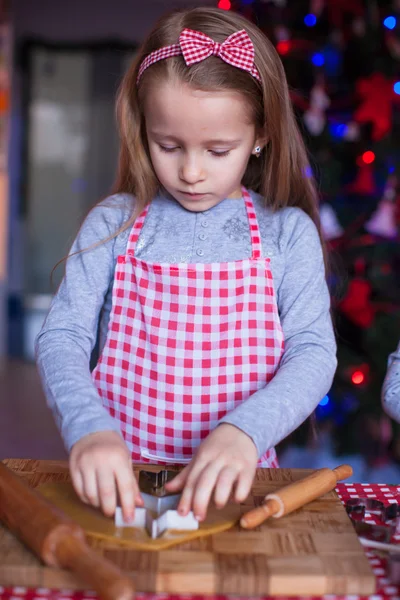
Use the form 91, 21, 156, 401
60, 7, 326, 270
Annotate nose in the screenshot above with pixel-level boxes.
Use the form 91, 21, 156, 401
179, 153, 205, 185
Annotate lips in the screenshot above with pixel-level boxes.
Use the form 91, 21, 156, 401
180, 191, 206, 198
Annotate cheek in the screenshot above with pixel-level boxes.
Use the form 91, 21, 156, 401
149, 149, 173, 179
215, 151, 251, 177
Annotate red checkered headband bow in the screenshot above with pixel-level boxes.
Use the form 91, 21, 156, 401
137, 28, 261, 83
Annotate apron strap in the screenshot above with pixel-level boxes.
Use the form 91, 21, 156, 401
125, 205, 150, 256
126, 189, 263, 259
241, 186, 263, 260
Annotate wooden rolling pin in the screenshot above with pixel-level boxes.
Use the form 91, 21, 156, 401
0, 461, 135, 600
240, 464, 353, 529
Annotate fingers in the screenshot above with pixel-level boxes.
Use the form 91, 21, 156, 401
82, 467, 100, 508
174, 465, 198, 517
177, 460, 235, 522
190, 462, 223, 521
177, 462, 255, 521
214, 466, 239, 508
96, 468, 117, 517
115, 462, 143, 523
73, 461, 142, 523
164, 466, 189, 492
234, 467, 255, 503
70, 468, 87, 503
175, 458, 228, 520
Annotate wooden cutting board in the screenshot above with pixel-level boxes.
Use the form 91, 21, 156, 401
0, 459, 376, 596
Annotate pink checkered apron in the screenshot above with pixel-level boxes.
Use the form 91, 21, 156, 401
92, 188, 284, 467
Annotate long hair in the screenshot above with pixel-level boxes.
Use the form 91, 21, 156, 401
62, 7, 326, 272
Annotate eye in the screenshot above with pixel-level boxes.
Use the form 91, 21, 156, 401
210, 150, 230, 157
159, 145, 179, 153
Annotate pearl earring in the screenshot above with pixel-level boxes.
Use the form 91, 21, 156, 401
254, 145, 261, 158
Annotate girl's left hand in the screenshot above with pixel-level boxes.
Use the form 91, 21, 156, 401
164, 423, 258, 522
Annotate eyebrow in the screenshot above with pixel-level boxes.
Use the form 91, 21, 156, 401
149, 132, 242, 145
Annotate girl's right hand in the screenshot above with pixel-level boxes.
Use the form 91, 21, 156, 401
69, 430, 143, 523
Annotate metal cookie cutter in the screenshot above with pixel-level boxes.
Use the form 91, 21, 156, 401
115, 469, 199, 539
346, 497, 400, 584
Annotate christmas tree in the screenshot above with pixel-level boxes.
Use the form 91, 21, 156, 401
218, 0, 400, 464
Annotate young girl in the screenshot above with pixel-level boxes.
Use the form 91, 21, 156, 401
36, 7, 337, 525
382, 342, 400, 421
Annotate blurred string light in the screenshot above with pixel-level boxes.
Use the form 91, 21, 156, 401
316, 393, 334, 420
383, 16, 397, 30
304, 13, 317, 27
329, 123, 347, 138
276, 40, 291, 55
351, 370, 365, 385
394, 81, 400, 95
312, 52, 324, 66
218, 0, 231, 9
362, 150, 375, 164
303, 165, 313, 178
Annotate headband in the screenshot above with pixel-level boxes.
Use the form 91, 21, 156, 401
137, 28, 261, 83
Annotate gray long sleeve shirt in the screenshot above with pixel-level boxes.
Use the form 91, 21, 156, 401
382, 342, 400, 422
36, 190, 337, 458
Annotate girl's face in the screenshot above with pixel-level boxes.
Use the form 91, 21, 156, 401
144, 80, 263, 212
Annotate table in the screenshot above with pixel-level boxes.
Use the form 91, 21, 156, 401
0, 483, 399, 600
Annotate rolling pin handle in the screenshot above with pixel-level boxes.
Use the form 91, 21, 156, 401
240, 464, 353, 530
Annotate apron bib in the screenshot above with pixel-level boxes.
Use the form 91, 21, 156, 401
93, 188, 284, 467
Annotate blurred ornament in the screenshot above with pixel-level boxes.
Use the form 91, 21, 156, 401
365, 200, 397, 238
353, 73, 395, 140
340, 279, 374, 327
339, 260, 375, 328
303, 82, 330, 135
365, 176, 399, 238
343, 122, 360, 141
320, 203, 344, 239
274, 25, 290, 42
346, 163, 376, 195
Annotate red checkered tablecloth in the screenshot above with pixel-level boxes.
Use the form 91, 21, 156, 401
1, 483, 400, 600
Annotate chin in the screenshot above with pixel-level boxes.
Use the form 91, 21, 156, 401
173, 194, 224, 213
178, 201, 213, 212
